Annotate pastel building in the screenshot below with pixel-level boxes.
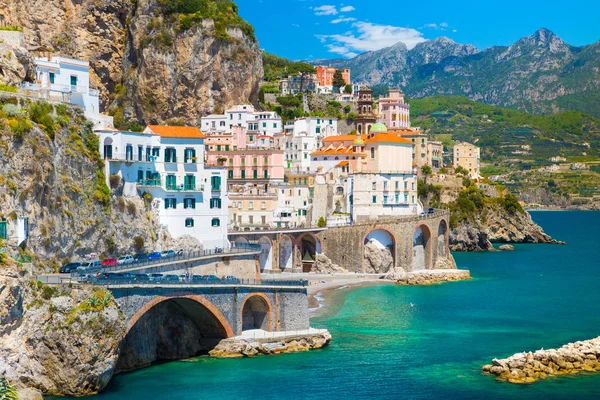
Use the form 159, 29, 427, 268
428, 141, 444, 169
316, 66, 351, 88
453, 142, 481, 179
96, 125, 228, 249
24, 56, 113, 129
395, 128, 428, 168
279, 73, 318, 95
378, 89, 410, 129
201, 105, 282, 137
311, 123, 421, 221
280, 117, 338, 173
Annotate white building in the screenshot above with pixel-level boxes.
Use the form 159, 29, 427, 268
201, 105, 282, 137
96, 125, 228, 249
280, 117, 338, 172
25, 56, 113, 130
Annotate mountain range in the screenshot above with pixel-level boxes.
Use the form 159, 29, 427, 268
316, 29, 600, 118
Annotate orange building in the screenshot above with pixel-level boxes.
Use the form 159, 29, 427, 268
316, 66, 351, 87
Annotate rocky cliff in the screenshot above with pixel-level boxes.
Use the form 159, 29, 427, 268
0, 97, 161, 265
0, 262, 126, 397
0, 0, 263, 127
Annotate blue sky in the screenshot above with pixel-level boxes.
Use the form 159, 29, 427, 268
235, 0, 600, 60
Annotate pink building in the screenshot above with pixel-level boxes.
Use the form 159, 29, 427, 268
206, 149, 285, 181
377, 89, 410, 129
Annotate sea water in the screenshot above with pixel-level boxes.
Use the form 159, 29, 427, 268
66, 211, 600, 399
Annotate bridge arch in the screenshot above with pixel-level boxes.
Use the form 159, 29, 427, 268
258, 236, 274, 271
437, 219, 448, 258
362, 227, 396, 273
240, 293, 272, 332
125, 293, 234, 337
234, 237, 249, 247
413, 224, 433, 271
297, 233, 322, 272
279, 235, 294, 271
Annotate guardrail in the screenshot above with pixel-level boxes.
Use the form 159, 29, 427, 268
90, 278, 307, 287
71, 244, 262, 276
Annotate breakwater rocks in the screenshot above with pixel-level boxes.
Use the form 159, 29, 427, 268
385, 269, 471, 285
482, 337, 600, 383
209, 330, 332, 358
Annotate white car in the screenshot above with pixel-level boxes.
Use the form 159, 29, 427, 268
117, 255, 134, 265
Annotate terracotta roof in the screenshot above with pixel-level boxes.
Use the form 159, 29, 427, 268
146, 125, 206, 139
366, 133, 412, 144
323, 135, 365, 142
336, 161, 349, 167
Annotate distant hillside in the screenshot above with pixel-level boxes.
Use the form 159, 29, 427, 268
410, 96, 600, 165
316, 29, 600, 118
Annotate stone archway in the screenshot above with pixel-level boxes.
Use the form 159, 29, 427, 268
234, 237, 249, 248
118, 294, 233, 372
103, 137, 113, 159
279, 235, 294, 271
363, 228, 395, 273
413, 224, 432, 271
240, 293, 272, 332
297, 233, 322, 272
258, 236, 273, 271
437, 220, 448, 258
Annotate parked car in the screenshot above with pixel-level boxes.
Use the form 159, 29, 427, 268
135, 274, 150, 282
148, 273, 164, 281
77, 274, 94, 283
161, 250, 177, 258
101, 258, 118, 266
96, 272, 120, 280
118, 255, 134, 265
164, 274, 180, 282
202, 275, 220, 283
222, 275, 240, 284
191, 275, 206, 283
133, 253, 148, 262
77, 260, 101, 273
118, 273, 136, 280
428, 208, 435, 214
419, 212, 428, 218
59, 262, 82, 273
147, 252, 161, 261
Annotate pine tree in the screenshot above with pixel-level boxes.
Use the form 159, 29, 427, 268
332, 69, 346, 88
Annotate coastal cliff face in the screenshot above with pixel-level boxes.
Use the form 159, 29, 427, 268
0, 100, 160, 264
0, 0, 263, 126
0, 263, 126, 397
449, 205, 559, 252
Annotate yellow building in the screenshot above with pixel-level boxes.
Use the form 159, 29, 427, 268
453, 142, 481, 179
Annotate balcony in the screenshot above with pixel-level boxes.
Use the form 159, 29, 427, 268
138, 179, 161, 187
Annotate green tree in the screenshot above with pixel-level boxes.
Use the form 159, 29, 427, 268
344, 84, 353, 94
0, 377, 18, 400
317, 216, 327, 227
332, 69, 346, 89
421, 165, 432, 176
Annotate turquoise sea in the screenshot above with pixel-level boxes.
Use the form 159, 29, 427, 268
80, 212, 600, 399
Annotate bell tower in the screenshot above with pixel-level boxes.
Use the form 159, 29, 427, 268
355, 87, 377, 134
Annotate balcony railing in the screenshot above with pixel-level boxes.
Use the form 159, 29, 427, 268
138, 179, 161, 187
165, 183, 200, 192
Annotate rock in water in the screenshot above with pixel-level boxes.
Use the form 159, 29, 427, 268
499, 244, 515, 251
363, 242, 394, 273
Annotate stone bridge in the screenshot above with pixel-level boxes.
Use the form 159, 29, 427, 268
110, 284, 309, 340
228, 211, 450, 273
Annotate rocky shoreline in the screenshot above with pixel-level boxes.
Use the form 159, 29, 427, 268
482, 337, 600, 383
385, 269, 471, 285
209, 330, 332, 358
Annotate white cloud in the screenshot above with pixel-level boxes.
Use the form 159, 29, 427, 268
453, 29, 458, 33
292, 24, 300, 28
331, 17, 356, 24
423, 23, 438, 29
422, 22, 450, 31
340, 5, 355, 12
318, 21, 427, 57
313, 5, 338, 16
440, 22, 449, 28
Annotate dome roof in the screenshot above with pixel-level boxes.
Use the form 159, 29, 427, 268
353, 135, 365, 146
370, 123, 388, 133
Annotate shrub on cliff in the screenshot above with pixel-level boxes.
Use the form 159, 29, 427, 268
0, 377, 18, 399
317, 217, 327, 227
502, 193, 524, 214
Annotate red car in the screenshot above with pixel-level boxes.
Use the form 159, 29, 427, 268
101, 258, 118, 266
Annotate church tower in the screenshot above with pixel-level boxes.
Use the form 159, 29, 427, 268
354, 87, 377, 134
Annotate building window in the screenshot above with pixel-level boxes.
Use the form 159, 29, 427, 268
317, 119, 321, 124
404, 181, 408, 190
383, 195, 388, 204
412, 182, 415, 190
217, 145, 221, 151
165, 198, 176, 209
138, 146, 143, 161
184, 198, 196, 209
395, 181, 399, 190
261, 201, 266, 210
253, 170, 258, 179
185, 218, 194, 228
211, 218, 220, 227
264, 170, 268, 178
211, 176, 221, 191
184, 148, 196, 163
166, 174, 177, 190
372, 195, 377, 204
316, 127, 321, 134
164, 148, 177, 163
210, 198, 222, 209
241, 170, 246, 179
249, 201, 254, 210
184, 175, 195, 190
370, 147, 375, 159
228, 170, 233, 179
49, 72, 55, 84
273, 123, 277, 128
372, 182, 377, 190
225, 145, 230, 151
146, 146, 152, 161
125, 144, 133, 161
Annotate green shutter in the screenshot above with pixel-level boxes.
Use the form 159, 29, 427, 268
0, 221, 6, 240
